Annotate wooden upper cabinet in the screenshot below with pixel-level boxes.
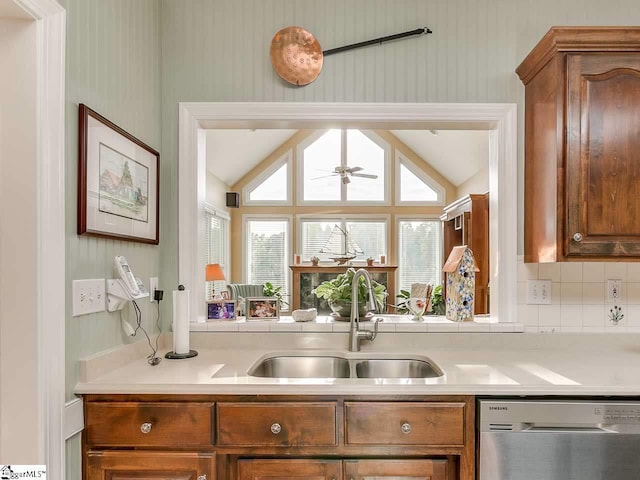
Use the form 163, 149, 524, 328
517, 27, 640, 261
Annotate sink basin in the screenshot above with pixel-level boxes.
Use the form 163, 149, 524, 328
355, 358, 444, 378
247, 355, 351, 378
247, 353, 445, 380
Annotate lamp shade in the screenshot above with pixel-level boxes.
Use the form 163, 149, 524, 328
205, 263, 225, 282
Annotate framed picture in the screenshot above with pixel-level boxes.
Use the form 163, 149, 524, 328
246, 297, 280, 320
78, 104, 160, 244
220, 290, 230, 300
208, 300, 237, 320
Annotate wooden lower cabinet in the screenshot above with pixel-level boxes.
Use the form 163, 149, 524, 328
344, 459, 450, 480
238, 459, 341, 480
85, 450, 215, 480
82, 395, 474, 480
237, 459, 449, 480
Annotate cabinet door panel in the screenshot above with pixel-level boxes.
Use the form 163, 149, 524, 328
344, 460, 448, 480
86, 450, 215, 480
567, 54, 640, 256
238, 459, 341, 480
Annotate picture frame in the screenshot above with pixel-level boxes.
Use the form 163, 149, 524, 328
220, 290, 230, 300
246, 297, 280, 321
208, 300, 237, 320
78, 104, 160, 244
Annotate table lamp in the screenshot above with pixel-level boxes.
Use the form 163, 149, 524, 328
205, 263, 225, 301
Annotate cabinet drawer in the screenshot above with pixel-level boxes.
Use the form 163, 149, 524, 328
345, 402, 464, 446
85, 402, 214, 447
217, 402, 337, 446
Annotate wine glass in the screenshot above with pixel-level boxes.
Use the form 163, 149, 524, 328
408, 297, 427, 322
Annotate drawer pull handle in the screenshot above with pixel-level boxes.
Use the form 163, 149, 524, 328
401, 422, 412, 434
270, 422, 282, 434
140, 422, 152, 434
197, 476, 207, 480
573, 232, 583, 242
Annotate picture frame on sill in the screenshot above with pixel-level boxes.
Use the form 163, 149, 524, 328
208, 300, 237, 320
78, 104, 160, 244
246, 297, 280, 321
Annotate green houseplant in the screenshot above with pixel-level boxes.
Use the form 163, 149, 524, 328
313, 268, 387, 317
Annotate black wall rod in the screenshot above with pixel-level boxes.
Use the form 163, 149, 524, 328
322, 27, 432, 57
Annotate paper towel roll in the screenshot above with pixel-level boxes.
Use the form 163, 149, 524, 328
173, 288, 190, 354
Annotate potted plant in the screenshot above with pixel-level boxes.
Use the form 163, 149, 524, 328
430, 284, 445, 315
313, 268, 387, 318
263, 281, 289, 309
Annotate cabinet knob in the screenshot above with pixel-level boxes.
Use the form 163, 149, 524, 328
270, 422, 282, 434
573, 232, 583, 242
401, 422, 412, 434
140, 422, 152, 434
197, 475, 207, 480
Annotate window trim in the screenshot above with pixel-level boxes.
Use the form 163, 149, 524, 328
395, 215, 444, 292
297, 213, 391, 265
297, 129, 392, 206
242, 149, 292, 206
242, 213, 293, 301
395, 151, 446, 206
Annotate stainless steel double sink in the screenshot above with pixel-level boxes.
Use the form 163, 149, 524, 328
247, 352, 444, 379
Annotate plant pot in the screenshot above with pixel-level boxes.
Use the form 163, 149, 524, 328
329, 299, 368, 318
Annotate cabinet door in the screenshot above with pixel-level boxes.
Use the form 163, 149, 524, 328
566, 54, 640, 256
86, 450, 215, 480
344, 460, 449, 480
238, 459, 341, 480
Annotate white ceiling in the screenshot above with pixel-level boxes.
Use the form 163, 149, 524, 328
206, 128, 489, 188
206, 129, 298, 186
0, 0, 32, 19
390, 130, 490, 186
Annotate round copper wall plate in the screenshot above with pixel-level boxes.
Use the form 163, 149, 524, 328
270, 26, 323, 86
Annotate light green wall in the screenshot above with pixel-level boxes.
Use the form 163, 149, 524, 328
63, 0, 161, 478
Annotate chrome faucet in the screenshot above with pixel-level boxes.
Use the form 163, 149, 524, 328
349, 269, 380, 352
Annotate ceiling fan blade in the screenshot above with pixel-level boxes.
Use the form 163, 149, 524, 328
311, 174, 338, 180
347, 166, 363, 173
351, 173, 378, 179
342, 175, 351, 184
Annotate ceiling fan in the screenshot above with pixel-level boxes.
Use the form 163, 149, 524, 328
312, 165, 378, 184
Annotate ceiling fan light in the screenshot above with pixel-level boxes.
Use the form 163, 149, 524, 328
342, 176, 350, 184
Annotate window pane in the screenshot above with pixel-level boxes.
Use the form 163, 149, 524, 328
346, 221, 387, 262
246, 220, 289, 307
398, 220, 442, 292
301, 221, 336, 262
303, 130, 341, 201
400, 164, 439, 202
205, 211, 229, 300
346, 130, 385, 201
249, 163, 287, 201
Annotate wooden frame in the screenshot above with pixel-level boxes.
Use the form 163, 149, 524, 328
246, 297, 280, 320
78, 104, 160, 244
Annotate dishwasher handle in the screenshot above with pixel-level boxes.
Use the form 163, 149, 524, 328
522, 424, 619, 434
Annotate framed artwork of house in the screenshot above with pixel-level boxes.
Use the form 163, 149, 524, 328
442, 245, 479, 322
78, 104, 160, 244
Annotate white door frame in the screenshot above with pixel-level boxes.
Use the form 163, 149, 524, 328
178, 102, 517, 324
13, 0, 66, 477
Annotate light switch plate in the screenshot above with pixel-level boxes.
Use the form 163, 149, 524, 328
72, 279, 106, 316
527, 280, 552, 305
607, 279, 623, 303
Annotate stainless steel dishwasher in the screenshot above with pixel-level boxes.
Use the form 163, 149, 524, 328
479, 399, 640, 480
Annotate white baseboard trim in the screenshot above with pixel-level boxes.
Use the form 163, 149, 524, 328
65, 398, 84, 440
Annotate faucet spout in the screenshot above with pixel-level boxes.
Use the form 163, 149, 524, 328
349, 268, 380, 352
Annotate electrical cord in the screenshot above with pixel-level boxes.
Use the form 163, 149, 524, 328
131, 300, 161, 366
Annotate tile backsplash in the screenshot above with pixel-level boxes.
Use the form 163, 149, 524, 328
517, 257, 640, 333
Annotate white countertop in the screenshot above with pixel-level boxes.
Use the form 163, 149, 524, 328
75, 332, 640, 396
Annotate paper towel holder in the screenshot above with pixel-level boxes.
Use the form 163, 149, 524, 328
165, 284, 198, 359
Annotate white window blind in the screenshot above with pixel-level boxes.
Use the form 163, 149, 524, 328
204, 207, 229, 300
300, 219, 387, 262
246, 219, 289, 306
398, 220, 442, 292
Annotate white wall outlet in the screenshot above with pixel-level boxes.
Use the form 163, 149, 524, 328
149, 277, 159, 302
72, 279, 106, 316
607, 279, 623, 303
527, 280, 552, 305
